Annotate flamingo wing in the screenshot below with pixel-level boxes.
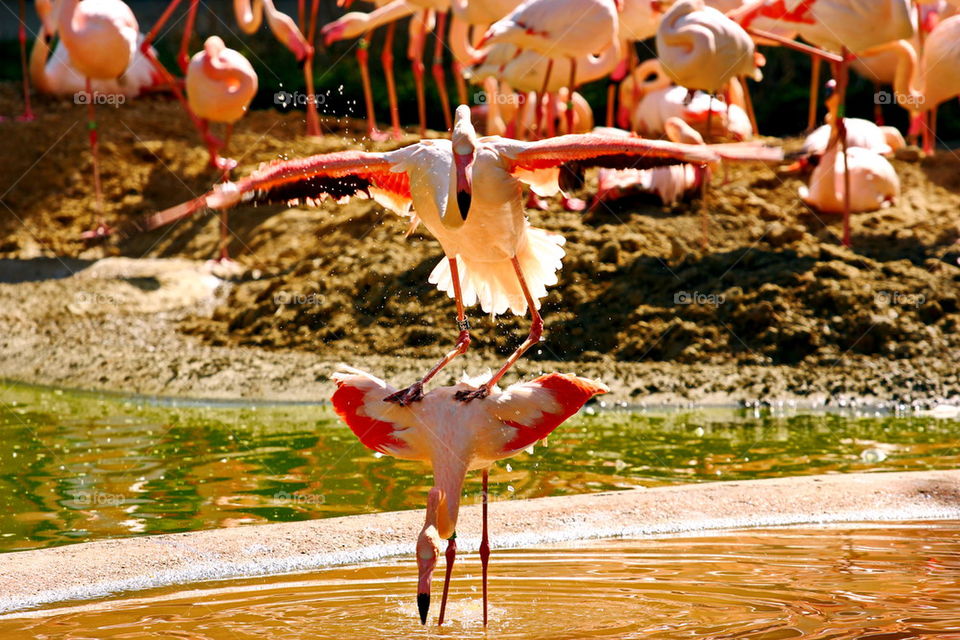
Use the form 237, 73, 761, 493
141, 150, 413, 231
500, 132, 782, 192
488, 373, 608, 457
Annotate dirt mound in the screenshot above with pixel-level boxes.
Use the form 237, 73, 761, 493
1, 83, 958, 375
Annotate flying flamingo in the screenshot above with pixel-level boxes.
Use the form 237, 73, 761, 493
480, 0, 622, 134
185, 36, 258, 261
331, 366, 607, 625
57, 0, 139, 238
656, 0, 762, 140
143, 105, 782, 405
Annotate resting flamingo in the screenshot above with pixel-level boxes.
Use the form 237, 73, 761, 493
332, 366, 607, 626
57, 0, 139, 239
800, 146, 900, 214
185, 36, 258, 261
144, 105, 782, 405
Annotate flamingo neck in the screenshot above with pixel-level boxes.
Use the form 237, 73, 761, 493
234, 0, 263, 34
29, 32, 54, 94
431, 461, 467, 540
56, 0, 82, 43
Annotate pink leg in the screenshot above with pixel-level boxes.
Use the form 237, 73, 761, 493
739, 77, 759, 137
431, 11, 453, 131
481, 468, 490, 627
536, 59, 553, 139
142, 0, 186, 55
358, 32, 388, 140
385, 257, 471, 405
16, 0, 34, 122
456, 257, 543, 401
437, 536, 457, 626
217, 123, 235, 261
304, 0, 322, 137
85, 78, 106, 236
382, 21, 403, 139
806, 56, 821, 133
177, 0, 199, 74
411, 12, 429, 136
566, 57, 576, 135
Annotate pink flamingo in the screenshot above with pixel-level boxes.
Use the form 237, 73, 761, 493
800, 145, 900, 214
185, 36, 258, 261
331, 366, 607, 626
145, 105, 781, 405
656, 0, 762, 139
140, 0, 320, 136
57, 0, 139, 239
480, 0, 622, 134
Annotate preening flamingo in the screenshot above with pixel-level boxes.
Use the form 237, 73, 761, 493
331, 366, 607, 625
480, 0, 621, 133
185, 36, 258, 261
144, 106, 782, 406
656, 0, 761, 139
57, 0, 139, 238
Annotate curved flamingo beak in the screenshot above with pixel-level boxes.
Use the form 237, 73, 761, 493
416, 529, 439, 624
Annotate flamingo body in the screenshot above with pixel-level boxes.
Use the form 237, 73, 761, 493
657, 0, 760, 94
801, 120, 904, 158
482, 0, 620, 59
800, 147, 900, 214
31, 34, 163, 97
58, 0, 138, 80
186, 37, 258, 124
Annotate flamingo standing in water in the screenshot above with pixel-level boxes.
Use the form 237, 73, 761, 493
57, 0, 139, 238
185, 36, 258, 261
331, 366, 607, 625
144, 105, 781, 405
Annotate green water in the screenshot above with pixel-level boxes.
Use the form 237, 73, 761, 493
1, 381, 959, 553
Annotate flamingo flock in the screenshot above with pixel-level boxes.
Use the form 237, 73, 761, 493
5, 0, 960, 628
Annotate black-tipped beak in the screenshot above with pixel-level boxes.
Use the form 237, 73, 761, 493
418, 592, 430, 624
456, 190, 471, 221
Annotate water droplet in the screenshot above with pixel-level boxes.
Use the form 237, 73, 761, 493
860, 448, 888, 463
694, 426, 705, 437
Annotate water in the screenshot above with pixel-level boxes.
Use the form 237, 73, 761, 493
2, 381, 960, 552
3, 521, 959, 639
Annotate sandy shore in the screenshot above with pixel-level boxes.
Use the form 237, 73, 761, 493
1, 256, 958, 407
1, 469, 958, 615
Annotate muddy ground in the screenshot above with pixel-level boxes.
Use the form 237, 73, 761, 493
0, 83, 958, 406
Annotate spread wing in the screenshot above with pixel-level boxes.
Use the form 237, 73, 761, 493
140, 150, 413, 231
498, 132, 783, 192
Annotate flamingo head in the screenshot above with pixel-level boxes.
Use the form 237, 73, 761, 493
416, 488, 444, 624
450, 105, 477, 225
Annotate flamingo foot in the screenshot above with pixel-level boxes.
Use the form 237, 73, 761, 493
81, 222, 114, 242
454, 385, 489, 403
365, 127, 391, 142
383, 381, 424, 406
16, 112, 35, 123
562, 196, 587, 212
212, 155, 238, 172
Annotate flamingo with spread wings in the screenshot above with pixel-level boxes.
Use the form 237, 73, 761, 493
146, 105, 781, 405
331, 366, 607, 625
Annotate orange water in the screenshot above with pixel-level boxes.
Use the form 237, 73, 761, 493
4, 521, 960, 639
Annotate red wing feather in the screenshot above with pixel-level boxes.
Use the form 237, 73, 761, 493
331, 380, 406, 455
501, 373, 607, 453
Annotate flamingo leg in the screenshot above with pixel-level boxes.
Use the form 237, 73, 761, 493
807, 56, 821, 132
141, 0, 186, 57
566, 57, 577, 135
304, 0, 322, 137
84, 78, 107, 238
456, 257, 543, 401
831, 49, 852, 247
16, 0, 34, 122
412, 11, 429, 136
536, 59, 554, 138
298, 0, 305, 30
431, 11, 453, 131
217, 123, 235, 261
385, 257, 470, 406
177, 0, 199, 73
739, 77, 759, 137
481, 467, 490, 627
872, 82, 885, 126
437, 535, 457, 626
706, 94, 714, 142
358, 32, 387, 140
699, 164, 711, 249
382, 21, 403, 139
924, 106, 937, 155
